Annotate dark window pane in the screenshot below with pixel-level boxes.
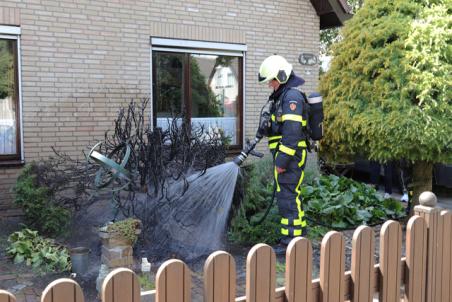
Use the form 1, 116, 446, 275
190, 54, 240, 145
153, 52, 185, 129
0, 39, 18, 156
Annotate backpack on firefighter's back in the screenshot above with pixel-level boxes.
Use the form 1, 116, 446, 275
289, 89, 324, 142
304, 92, 324, 141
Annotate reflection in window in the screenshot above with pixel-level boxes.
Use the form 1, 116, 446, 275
0, 38, 19, 159
152, 52, 184, 124
153, 51, 242, 147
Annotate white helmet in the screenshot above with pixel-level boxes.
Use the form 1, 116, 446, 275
258, 55, 293, 84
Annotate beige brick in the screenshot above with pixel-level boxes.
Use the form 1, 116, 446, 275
101, 255, 133, 268
101, 246, 133, 260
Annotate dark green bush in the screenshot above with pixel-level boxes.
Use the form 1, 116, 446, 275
13, 164, 70, 236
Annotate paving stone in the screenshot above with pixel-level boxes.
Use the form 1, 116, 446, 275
25, 294, 39, 302
22, 281, 34, 286
0, 274, 15, 281
9, 283, 27, 293
24, 287, 35, 294
0, 279, 17, 288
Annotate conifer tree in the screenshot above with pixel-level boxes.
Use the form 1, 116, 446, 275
320, 0, 451, 210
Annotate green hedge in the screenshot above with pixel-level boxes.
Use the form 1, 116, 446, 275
13, 164, 70, 237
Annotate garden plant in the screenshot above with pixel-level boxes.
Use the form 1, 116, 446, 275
229, 156, 404, 244
320, 0, 451, 210
6, 228, 71, 273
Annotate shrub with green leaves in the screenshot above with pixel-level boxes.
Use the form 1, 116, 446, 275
6, 228, 71, 272
319, 0, 452, 206
106, 218, 142, 245
229, 155, 321, 245
302, 175, 405, 229
229, 156, 280, 245
13, 164, 70, 236
229, 155, 405, 244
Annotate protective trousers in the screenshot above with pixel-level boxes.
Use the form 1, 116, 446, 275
273, 148, 307, 244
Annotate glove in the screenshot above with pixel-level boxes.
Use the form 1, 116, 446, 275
256, 99, 274, 139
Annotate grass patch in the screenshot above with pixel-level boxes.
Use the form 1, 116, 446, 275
138, 274, 155, 291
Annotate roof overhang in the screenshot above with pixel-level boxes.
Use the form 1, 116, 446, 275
310, 0, 353, 29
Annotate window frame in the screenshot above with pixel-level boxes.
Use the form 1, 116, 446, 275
0, 26, 23, 164
150, 38, 246, 151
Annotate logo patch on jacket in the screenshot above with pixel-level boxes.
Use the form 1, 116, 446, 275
289, 102, 297, 111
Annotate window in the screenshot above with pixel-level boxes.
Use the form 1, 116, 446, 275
151, 39, 245, 149
0, 27, 21, 162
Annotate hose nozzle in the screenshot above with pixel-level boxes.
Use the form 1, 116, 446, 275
233, 136, 263, 166
233, 151, 249, 166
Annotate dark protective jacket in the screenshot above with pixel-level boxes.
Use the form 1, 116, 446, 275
268, 74, 307, 182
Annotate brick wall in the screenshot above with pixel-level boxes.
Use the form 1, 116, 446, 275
0, 7, 20, 25
0, 0, 320, 212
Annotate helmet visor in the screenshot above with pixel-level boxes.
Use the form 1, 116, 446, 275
258, 73, 270, 83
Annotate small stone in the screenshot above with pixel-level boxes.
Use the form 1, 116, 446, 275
22, 280, 34, 286
10, 283, 27, 293
419, 191, 437, 207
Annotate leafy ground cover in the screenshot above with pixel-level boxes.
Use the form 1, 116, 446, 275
229, 156, 406, 245
6, 228, 71, 273
303, 174, 405, 229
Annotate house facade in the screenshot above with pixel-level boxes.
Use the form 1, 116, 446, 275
0, 0, 350, 215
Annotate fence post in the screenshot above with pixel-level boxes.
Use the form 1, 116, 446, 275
414, 191, 442, 302
404, 215, 427, 302
246, 243, 276, 302
204, 251, 236, 302
379, 220, 402, 302
320, 231, 345, 302
156, 259, 191, 302
351, 226, 375, 302
0, 290, 16, 302
440, 210, 452, 302
285, 237, 312, 302
101, 268, 140, 302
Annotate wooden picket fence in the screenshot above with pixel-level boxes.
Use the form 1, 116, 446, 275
1, 195, 452, 302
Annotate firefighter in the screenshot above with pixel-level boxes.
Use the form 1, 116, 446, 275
258, 55, 308, 248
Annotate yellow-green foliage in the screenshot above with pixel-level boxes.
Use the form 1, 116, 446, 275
107, 218, 141, 245
320, 0, 451, 164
